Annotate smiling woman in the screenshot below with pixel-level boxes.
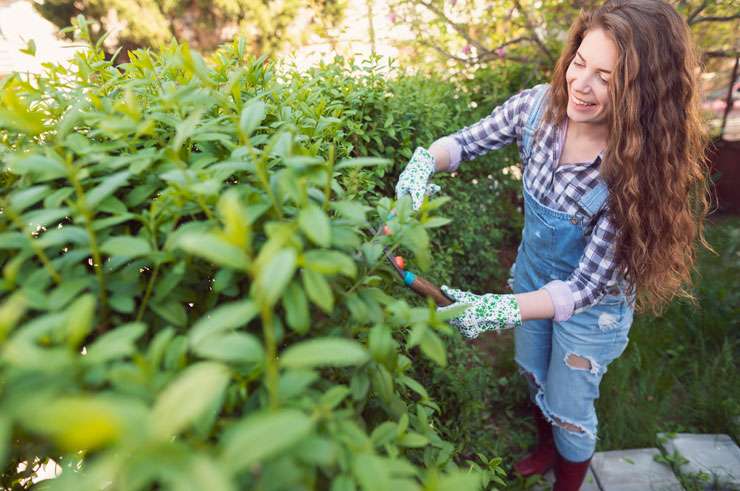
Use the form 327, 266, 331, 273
395, 1, 711, 489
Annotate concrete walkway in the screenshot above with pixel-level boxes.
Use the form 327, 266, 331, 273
534, 433, 740, 490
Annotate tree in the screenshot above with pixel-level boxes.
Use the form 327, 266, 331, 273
34, 0, 348, 60
387, 0, 738, 76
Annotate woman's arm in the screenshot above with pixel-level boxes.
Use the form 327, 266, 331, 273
428, 139, 453, 172
515, 289, 556, 321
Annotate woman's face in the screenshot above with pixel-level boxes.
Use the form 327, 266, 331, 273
565, 27, 618, 127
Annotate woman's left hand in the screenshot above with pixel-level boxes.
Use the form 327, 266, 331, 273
438, 285, 523, 338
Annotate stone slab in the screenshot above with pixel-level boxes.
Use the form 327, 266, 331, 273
590, 448, 682, 491
660, 433, 740, 490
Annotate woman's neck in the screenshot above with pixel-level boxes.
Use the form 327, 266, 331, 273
567, 118, 609, 145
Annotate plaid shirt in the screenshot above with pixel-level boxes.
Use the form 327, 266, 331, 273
445, 85, 621, 314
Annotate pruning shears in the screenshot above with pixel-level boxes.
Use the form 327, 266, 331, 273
374, 210, 454, 307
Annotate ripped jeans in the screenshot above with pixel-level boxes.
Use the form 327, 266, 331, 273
514, 296, 633, 461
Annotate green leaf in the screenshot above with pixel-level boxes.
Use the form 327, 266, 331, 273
20, 39, 36, 56
350, 369, 370, 401
370, 421, 397, 447
6, 154, 66, 181
151, 362, 229, 439
255, 248, 296, 307
193, 332, 264, 365
303, 250, 356, 278
239, 99, 266, 137
301, 269, 334, 313
299, 204, 331, 247
278, 369, 319, 401
21, 207, 70, 230
176, 232, 250, 270
436, 470, 482, 490
65, 294, 96, 349
109, 294, 135, 314
336, 157, 390, 170
320, 385, 351, 409
84, 322, 146, 364
398, 375, 429, 400
221, 409, 314, 473
150, 300, 188, 327
9, 185, 50, 212
353, 453, 391, 491
100, 236, 151, 258
0, 293, 27, 343
20, 396, 126, 451
189, 299, 258, 346
420, 330, 446, 367
282, 280, 310, 334
397, 432, 428, 448
330, 200, 371, 226
48, 276, 91, 310
368, 324, 395, 366
86, 171, 130, 208
422, 217, 452, 229
401, 224, 430, 271
293, 436, 337, 467
279, 338, 369, 369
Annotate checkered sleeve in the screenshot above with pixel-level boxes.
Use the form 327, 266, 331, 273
449, 87, 536, 167
567, 211, 622, 313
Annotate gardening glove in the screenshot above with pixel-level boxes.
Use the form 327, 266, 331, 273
395, 147, 441, 210
437, 285, 522, 339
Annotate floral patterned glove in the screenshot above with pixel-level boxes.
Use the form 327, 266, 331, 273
395, 147, 441, 210
437, 285, 522, 339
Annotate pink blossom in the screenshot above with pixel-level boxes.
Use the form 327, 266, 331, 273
496, 47, 506, 59
388, 11, 397, 24
462, 44, 471, 55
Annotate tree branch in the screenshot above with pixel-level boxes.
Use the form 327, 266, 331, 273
415, 0, 492, 56
703, 50, 740, 59
686, 0, 709, 24
690, 13, 740, 24
511, 0, 555, 64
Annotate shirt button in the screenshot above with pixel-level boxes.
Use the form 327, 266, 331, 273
570, 216, 578, 224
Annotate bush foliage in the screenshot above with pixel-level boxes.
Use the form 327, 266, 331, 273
0, 23, 530, 490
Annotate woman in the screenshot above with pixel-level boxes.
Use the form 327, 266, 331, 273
395, 1, 711, 489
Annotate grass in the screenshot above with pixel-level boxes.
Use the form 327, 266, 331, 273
441, 215, 739, 489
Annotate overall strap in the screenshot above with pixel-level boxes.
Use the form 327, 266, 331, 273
521, 83, 550, 161
578, 179, 609, 217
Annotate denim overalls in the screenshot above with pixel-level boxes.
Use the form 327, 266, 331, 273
510, 85, 634, 462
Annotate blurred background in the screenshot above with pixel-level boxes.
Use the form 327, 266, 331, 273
2, 0, 736, 212
0, 0, 737, 140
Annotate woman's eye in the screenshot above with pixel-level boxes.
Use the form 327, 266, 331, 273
599, 77, 609, 84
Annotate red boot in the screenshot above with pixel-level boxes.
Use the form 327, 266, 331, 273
513, 405, 556, 476
553, 450, 592, 491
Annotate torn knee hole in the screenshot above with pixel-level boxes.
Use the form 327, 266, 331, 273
552, 417, 585, 433
565, 354, 592, 370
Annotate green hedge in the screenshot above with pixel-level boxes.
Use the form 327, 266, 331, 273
0, 26, 529, 489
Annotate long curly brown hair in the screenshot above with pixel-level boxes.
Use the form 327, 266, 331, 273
543, 0, 712, 314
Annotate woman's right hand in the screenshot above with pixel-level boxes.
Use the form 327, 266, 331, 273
395, 147, 441, 210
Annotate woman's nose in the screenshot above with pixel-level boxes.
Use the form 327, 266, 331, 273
572, 73, 594, 95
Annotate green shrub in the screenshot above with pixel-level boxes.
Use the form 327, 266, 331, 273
0, 31, 519, 489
